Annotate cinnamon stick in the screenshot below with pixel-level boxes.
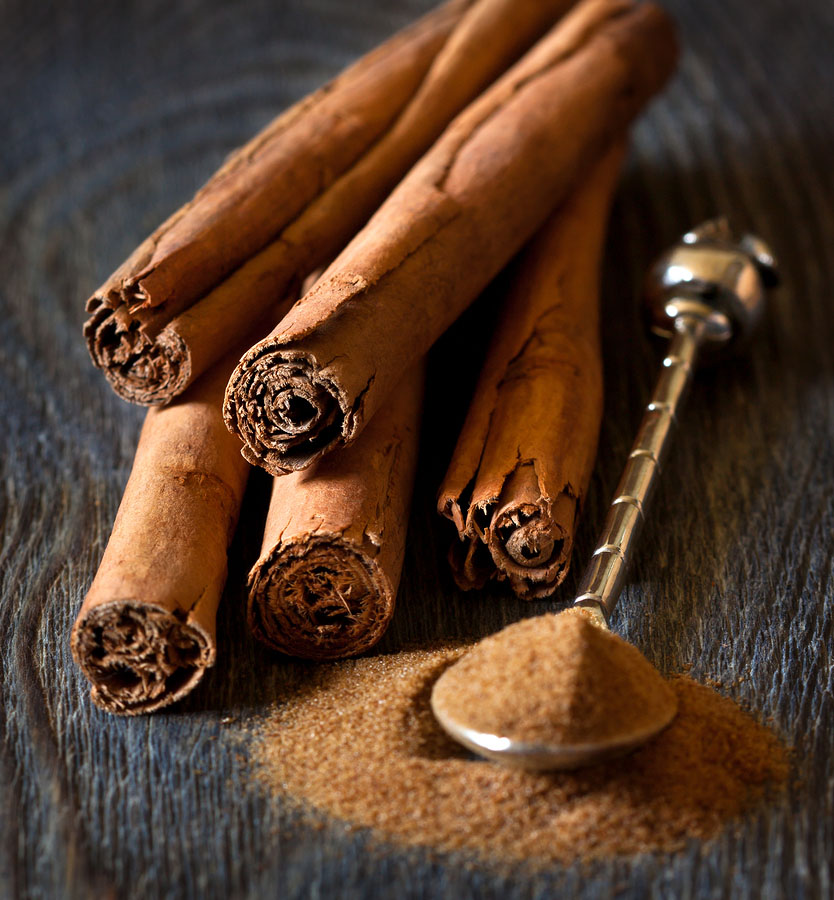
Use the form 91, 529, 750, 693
438, 145, 625, 599
70, 349, 252, 714
85, 0, 579, 406
223, 0, 677, 476
83, 0, 467, 405
247, 366, 423, 659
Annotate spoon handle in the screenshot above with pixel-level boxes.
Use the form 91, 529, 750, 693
573, 314, 706, 623
572, 219, 777, 625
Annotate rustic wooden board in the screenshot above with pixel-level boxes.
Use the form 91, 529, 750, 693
1, 0, 832, 896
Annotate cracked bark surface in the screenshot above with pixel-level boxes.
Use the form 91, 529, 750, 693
70, 350, 251, 714
223, 0, 677, 477
247, 366, 423, 659
438, 146, 624, 599
84, 0, 582, 407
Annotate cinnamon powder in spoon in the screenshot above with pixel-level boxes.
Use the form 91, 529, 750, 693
253, 636, 788, 866
431, 608, 678, 750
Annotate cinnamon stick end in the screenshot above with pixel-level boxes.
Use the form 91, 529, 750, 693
84, 303, 192, 407
247, 537, 394, 660
70, 601, 214, 715
223, 347, 351, 476
487, 487, 579, 600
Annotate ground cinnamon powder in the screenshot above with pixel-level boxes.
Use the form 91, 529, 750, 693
431, 609, 678, 749
253, 640, 788, 865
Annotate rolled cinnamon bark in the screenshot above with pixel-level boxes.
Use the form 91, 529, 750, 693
84, 0, 467, 405
247, 366, 423, 659
70, 349, 252, 714
85, 0, 579, 406
223, 0, 677, 476
438, 145, 625, 599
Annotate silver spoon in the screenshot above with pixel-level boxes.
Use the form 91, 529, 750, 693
431, 218, 779, 770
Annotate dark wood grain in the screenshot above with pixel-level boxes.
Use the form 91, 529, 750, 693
1, 0, 833, 897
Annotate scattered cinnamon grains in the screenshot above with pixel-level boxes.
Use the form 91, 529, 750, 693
431, 609, 678, 751
253, 642, 788, 866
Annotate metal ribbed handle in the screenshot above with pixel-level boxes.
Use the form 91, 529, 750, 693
574, 314, 708, 623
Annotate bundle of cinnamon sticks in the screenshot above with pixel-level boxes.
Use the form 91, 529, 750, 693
73, 0, 678, 713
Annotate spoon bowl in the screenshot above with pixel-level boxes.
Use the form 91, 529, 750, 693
429, 707, 677, 771
430, 608, 678, 770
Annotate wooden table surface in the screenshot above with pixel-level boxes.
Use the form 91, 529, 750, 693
2, 0, 833, 897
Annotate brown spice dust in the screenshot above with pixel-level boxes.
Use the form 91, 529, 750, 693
253, 641, 788, 866
431, 609, 678, 749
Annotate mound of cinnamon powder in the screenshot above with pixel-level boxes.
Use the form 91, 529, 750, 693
431, 608, 678, 751
253, 645, 788, 865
